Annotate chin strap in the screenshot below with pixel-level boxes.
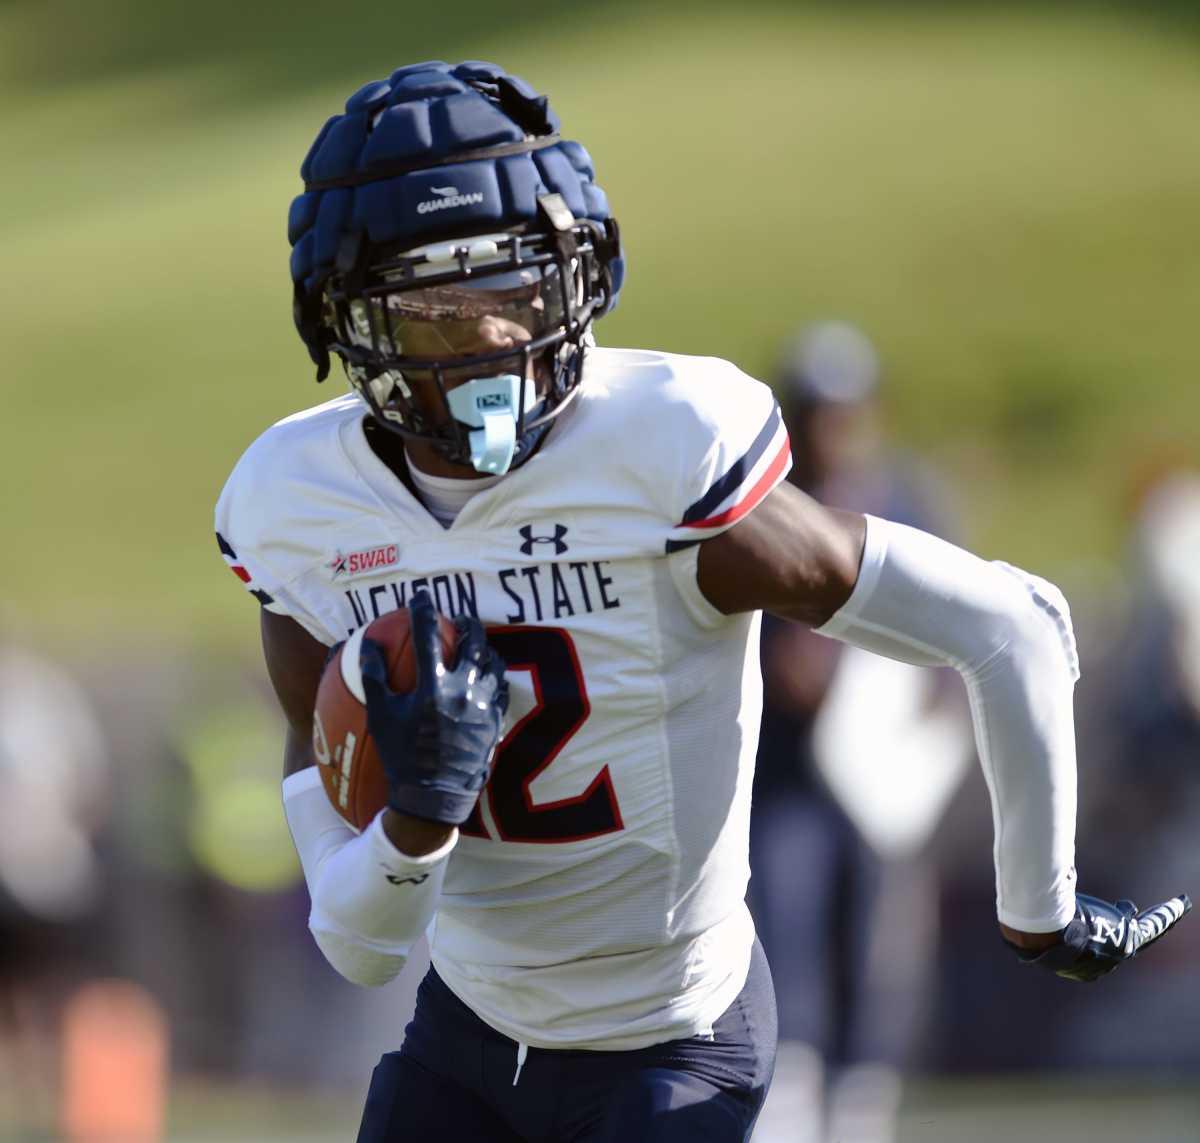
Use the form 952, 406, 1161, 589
445, 374, 541, 475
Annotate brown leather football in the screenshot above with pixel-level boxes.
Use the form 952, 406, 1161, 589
312, 607, 458, 830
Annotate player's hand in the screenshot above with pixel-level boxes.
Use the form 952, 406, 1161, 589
1008, 892, 1191, 982
359, 591, 508, 826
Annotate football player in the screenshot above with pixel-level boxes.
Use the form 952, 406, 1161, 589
216, 62, 1191, 1142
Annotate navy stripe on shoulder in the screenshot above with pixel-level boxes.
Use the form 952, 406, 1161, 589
216, 531, 237, 559
679, 403, 782, 526
251, 588, 275, 606
665, 536, 704, 555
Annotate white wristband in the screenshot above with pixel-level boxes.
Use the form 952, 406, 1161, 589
817, 515, 1079, 931
282, 768, 457, 985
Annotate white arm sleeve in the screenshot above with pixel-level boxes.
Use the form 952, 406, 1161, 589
281, 768, 457, 986
816, 515, 1079, 931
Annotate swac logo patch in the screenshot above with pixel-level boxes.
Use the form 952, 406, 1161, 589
519, 524, 569, 556
327, 543, 400, 580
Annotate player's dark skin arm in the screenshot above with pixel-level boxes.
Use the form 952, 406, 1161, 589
261, 609, 456, 856
695, 481, 1062, 953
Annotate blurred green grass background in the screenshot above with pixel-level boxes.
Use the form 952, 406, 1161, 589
4, 1075, 1197, 1142
94, 1076, 1200, 1141
3, 1, 1198, 657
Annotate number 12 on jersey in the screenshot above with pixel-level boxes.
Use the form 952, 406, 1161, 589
460, 626, 624, 844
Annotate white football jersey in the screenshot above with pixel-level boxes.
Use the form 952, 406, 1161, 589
216, 347, 791, 1049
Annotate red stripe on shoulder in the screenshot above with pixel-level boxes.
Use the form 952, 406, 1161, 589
682, 435, 791, 530
230, 565, 252, 584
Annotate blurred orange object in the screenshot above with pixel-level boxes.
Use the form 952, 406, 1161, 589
61, 979, 167, 1142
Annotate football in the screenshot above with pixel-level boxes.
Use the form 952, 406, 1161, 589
313, 606, 458, 830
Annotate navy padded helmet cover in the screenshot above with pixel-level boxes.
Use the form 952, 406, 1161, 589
289, 61, 624, 306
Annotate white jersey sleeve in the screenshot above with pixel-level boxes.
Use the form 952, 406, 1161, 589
658, 358, 791, 555
214, 396, 368, 645
215, 464, 319, 637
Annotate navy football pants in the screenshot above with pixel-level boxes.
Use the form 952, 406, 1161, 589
356, 940, 777, 1142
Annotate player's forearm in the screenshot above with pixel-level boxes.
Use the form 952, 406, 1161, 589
382, 809, 457, 856
816, 515, 1079, 931
999, 922, 1063, 950
282, 767, 457, 985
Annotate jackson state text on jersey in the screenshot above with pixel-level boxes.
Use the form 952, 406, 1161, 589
216, 347, 791, 1049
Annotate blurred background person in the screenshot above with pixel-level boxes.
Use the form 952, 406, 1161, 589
749, 323, 971, 1143
932, 461, 1200, 1075
0, 642, 112, 1136
1064, 466, 1200, 1067
1090, 468, 1200, 878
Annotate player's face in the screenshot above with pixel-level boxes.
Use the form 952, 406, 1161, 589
345, 264, 564, 425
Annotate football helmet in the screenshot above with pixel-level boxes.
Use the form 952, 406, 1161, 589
288, 61, 624, 473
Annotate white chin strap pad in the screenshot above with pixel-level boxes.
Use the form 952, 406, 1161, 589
446, 374, 539, 475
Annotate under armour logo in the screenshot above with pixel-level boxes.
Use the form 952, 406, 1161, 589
519, 524, 569, 556
386, 872, 430, 887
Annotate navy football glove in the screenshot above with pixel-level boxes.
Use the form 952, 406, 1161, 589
359, 591, 508, 826
1011, 892, 1191, 982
